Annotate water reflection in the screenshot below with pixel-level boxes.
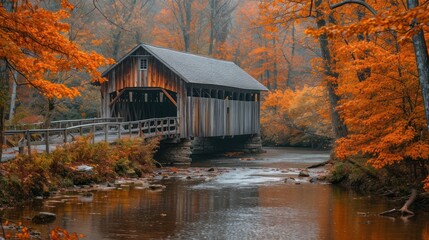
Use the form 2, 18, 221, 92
3, 148, 429, 239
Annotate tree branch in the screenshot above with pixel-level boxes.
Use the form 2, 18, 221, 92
328, 0, 377, 15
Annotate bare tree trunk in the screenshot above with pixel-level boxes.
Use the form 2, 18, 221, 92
208, 0, 216, 55
316, 0, 348, 139
179, 0, 193, 52
0, 0, 15, 161
112, 31, 122, 60
286, 22, 296, 90
0, 59, 8, 161
8, 71, 17, 124
43, 99, 55, 129
272, 38, 278, 90
380, 189, 417, 216
407, 0, 429, 132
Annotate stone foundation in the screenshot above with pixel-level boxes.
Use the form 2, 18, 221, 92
155, 139, 192, 165
192, 134, 262, 155
155, 134, 262, 164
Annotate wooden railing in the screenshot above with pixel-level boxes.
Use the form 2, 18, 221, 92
5, 117, 123, 130
3, 117, 178, 158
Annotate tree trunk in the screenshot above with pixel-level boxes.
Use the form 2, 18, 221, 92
407, 0, 429, 132
208, 0, 216, 55
1, 1, 15, 161
272, 38, 278, 90
8, 71, 17, 123
286, 22, 296, 90
316, 0, 348, 139
112, 31, 122, 60
0, 59, 8, 162
44, 98, 55, 129
380, 189, 417, 216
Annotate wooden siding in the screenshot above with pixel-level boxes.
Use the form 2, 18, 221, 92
187, 97, 260, 137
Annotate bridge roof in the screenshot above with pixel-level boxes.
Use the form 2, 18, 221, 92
102, 43, 267, 91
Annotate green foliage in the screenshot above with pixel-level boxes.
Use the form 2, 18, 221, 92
328, 162, 349, 184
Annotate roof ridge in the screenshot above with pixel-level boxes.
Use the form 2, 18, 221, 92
140, 42, 235, 64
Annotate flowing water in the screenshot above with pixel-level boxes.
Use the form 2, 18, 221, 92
3, 148, 429, 239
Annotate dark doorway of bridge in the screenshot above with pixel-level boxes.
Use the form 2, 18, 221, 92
110, 87, 177, 121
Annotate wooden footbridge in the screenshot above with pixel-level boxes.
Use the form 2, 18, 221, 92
2, 117, 178, 162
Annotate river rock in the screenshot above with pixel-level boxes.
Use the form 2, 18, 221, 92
76, 165, 93, 172
299, 170, 310, 177
208, 168, 215, 172
32, 212, 56, 224
149, 184, 165, 191
317, 175, 327, 181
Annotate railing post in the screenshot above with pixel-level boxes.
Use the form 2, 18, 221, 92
118, 123, 121, 139
161, 119, 164, 134
92, 124, 95, 144
45, 130, 49, 154
64, 129, 67, 143
139, 122, 142, 137
167, 118, 169, 134
155, 120, 158, 133
26, 131, 31, 156
105, 124, 108, 142
129, 123, 132, 137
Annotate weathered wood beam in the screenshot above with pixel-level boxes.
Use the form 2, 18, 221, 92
161, 89, 177, 106
109, 89, 126, 107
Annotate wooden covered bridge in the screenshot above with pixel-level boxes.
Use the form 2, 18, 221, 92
100, 43, 267, 163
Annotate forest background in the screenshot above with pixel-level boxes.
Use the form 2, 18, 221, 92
1, 0, 429, 193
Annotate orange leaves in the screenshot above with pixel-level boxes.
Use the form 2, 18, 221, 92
50, 227, 84, 240
332, 25, 429, 169
424, 176, 429, 192
261, 86, 333, 145
0, 0, 112, 100
306, 2, 429, 41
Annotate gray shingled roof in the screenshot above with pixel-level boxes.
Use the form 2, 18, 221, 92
102, 43, 267, 91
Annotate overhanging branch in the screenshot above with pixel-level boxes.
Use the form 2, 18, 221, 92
328, 0, 377, 15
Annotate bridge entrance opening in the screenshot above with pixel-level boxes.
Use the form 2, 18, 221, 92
109, 87, 177, 121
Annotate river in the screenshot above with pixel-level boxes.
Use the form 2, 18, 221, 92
3, 148, 429, 239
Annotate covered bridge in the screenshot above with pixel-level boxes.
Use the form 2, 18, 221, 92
100, 43, 267, 162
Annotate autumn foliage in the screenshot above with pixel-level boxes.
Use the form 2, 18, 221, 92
0, 136, 159, 204
260, 0, 429, 191
261, 86, 333, 147
0, 0, 113, 99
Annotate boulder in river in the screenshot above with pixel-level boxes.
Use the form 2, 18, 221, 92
149, 184, 166, 191
299, 170, 310, 177
32, 212, 56, 224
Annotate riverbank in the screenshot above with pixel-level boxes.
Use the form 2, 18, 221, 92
3, 147, 428, 239
326, 158, 429, 211
0, 136, 159, 207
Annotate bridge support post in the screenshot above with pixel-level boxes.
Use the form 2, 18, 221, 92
192, 134, 263, 155
155, 138, 192, 165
